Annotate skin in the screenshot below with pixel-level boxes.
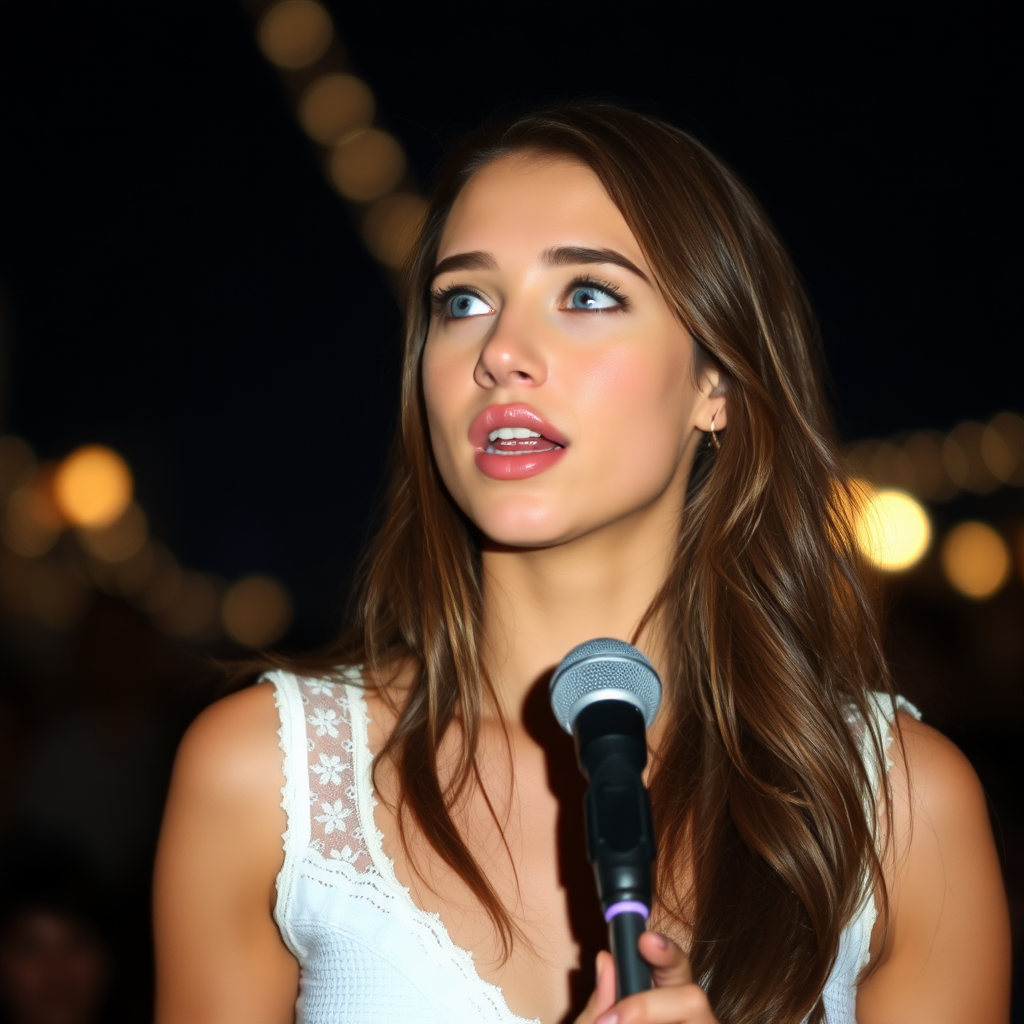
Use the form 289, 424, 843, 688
153, 156, 1010, 1024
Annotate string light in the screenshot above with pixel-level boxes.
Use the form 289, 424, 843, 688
154, 570, 222, 641
0, 435, 35, 502
222, 574, 294, 648
76, 501, 148, 562
853, 485, 931, 572
53, 445, 132, 527
257, 0, 333, 70
329, 129, 406, 203
986, 412, 1024, 484
848, 411, 1024, 503
248, 2, 420, 271
362, 193, 428, 269
941, 522, 1011, 599
298, 73, 374, 145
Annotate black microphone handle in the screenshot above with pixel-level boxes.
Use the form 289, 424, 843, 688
573, 699, 657, 1000
610, 910, 651, 997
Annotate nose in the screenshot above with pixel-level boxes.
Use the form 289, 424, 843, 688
473, 316, 548, 390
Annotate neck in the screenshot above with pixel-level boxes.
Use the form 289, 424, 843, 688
479, 508, 678, 725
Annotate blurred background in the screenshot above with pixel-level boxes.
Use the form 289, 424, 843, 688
0, 1, 1020, 1020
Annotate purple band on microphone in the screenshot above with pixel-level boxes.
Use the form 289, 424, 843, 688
604, 900, 649, 923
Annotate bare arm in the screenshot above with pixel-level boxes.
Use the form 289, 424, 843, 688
153, 683, 299, 1024
857, 714, 1011, 1024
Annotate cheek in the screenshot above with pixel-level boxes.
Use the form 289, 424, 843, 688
572, 341, 694, 439
420, 342, 456, 442
420, 340, 469, 496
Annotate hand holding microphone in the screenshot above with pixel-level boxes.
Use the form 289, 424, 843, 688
550, 638, 661, 999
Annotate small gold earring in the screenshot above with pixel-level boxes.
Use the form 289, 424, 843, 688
709, 411, 721, 451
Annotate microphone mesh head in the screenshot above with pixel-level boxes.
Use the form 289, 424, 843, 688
549, 638, 661, 733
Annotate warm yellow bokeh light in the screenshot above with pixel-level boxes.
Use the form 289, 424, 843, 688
53, 445, 132, 527
77, 500, 148, 562
257, 0, 333, 70
362, 192, 428, 269
941, 522, 1011, 599
854, 487, 931, 571
298, 73, 374, 145
222, 574, 294, 648
329, 129, 406, 203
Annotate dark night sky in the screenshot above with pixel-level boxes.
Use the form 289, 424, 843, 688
1, 2, 1020, 643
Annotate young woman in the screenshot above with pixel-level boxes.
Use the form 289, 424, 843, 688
153, 106, 1011, 1024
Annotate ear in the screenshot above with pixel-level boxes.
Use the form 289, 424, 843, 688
695, 367, 727, 432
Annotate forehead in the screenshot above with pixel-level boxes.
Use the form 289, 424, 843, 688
436, 154, 644, 265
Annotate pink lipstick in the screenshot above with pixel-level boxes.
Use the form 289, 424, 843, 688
469, 405, 568, 480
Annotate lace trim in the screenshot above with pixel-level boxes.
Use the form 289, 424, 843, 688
849, 693, 922, 979
346, 681, 539, 1024
268, 671, 312, 960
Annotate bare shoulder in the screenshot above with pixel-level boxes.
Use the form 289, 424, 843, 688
857, 711, 1011, 1024
888, 712, 987, 820
172, 681, 285, 803
154, 680, 297, 1024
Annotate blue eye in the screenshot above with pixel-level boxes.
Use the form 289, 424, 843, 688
447, 292, 491, 318
567, 284, 622, 310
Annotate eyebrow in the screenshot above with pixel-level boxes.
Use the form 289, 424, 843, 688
430, 245, 651, 284
541, 245, 651, 284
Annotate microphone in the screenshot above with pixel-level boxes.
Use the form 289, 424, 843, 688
550, 638, 661, 999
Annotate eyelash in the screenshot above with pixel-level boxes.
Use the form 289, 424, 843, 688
429, 276, 631, 319
565, 276, 630, 311
430, 283, 482, 319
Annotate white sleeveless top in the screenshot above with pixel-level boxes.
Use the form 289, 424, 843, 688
267, 669, 918, 1023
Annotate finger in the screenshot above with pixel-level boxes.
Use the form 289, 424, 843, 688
637, 931, 693, 988
596, 950, 617, 1009
573, 951, 618, 1024
596, 982, 717, 1024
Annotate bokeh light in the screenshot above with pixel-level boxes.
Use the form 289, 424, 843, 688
947, 421, 997, 493
221, 574, 294, 648
257, 0, 333, 70
154, 571, 221, 641
0, 435, 36, 502
329, 129, 406, 203
77, 500, 148, 562
298, 73, 374, 145
135, 546, 182, 614
986, 411, 1024, 484
854, 485, 931, 571
53, 445, 132, 527
113, 542, 157, 597
362, 192, 428, 268
900, 430, 954, 500
941, 522, 1011, 599
1, 466, 64, 558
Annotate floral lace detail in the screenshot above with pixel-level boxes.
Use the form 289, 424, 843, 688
270, 669, 537, 1024
301, 673, 374, 873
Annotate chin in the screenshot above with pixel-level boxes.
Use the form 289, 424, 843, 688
468, 500, 574, 550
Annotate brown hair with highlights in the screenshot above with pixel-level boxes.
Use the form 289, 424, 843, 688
266, 105, 898, 1024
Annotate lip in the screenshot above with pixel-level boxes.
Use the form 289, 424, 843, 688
469, 404, 569, 481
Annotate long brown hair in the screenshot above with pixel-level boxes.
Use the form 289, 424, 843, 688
276, 105, 897, 1024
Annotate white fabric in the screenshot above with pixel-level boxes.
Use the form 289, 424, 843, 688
267, 669, 918, 1023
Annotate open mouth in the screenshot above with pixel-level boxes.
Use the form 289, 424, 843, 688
485, 427, 563, 456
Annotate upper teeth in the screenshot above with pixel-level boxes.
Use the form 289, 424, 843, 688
488, 427, 542, 441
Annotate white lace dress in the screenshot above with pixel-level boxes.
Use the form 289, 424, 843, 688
266, 669, 918, 1024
